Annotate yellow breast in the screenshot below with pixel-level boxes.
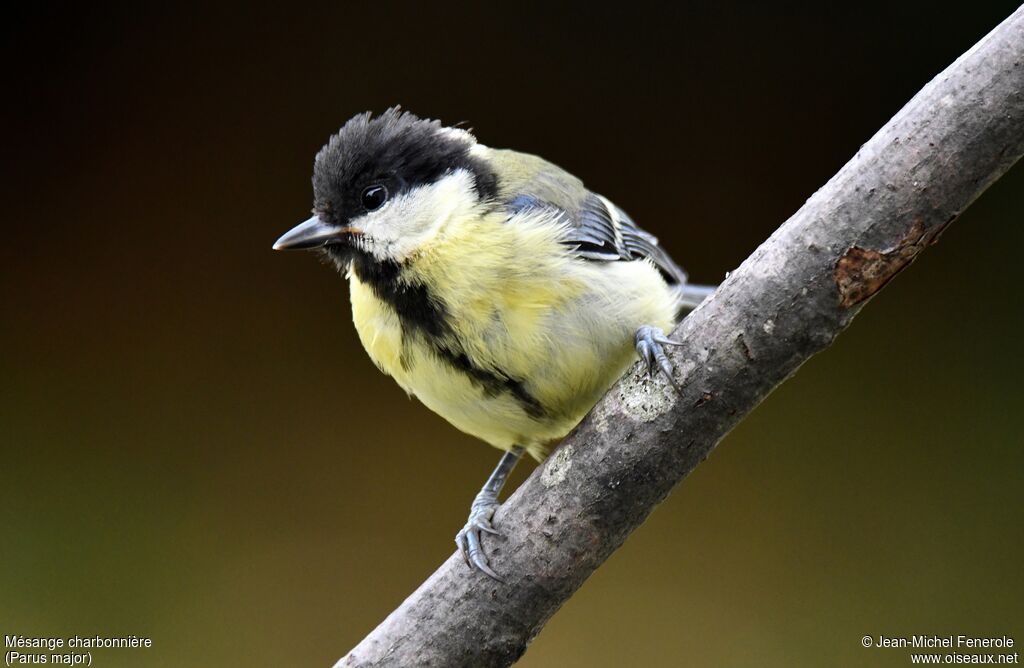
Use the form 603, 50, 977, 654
347, 210, 677, 459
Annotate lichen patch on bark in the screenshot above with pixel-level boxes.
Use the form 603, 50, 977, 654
541, 446, 573, 487
619, 377, 677, 422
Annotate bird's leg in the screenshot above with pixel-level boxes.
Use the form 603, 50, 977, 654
455, 445, 525, 581
635, 325, 684, 389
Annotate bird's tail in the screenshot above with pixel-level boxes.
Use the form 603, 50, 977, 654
675, 283, 717, 312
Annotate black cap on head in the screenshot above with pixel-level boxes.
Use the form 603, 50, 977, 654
312, 108, 498, 226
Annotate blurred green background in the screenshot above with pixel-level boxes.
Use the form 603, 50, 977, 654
3, 3, 1022, 666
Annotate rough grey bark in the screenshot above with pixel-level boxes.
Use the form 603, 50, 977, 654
338, 8, 1024, 667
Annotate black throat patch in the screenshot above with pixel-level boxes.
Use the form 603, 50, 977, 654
347, 249, 545, 419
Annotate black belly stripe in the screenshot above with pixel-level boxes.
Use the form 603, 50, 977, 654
347, 249, 546, 419
439, 349, 546, 419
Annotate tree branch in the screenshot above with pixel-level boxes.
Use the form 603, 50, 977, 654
338, 8, 1024, 667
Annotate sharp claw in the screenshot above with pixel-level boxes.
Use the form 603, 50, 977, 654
478, 561, 504, 583
659, 364, 682, 392
454, 449, 524, 583
455, 499, 506, 580
456, 533, 471, 568
636, 340, 657, 378
636, 325, 684, 392
465, 529, 504, 582
466, 529, 481, 557
472, 555, 503, 582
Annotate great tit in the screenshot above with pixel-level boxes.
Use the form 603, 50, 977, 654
274, 108, 715, 580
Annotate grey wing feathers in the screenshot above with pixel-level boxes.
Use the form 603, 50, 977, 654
493, 148, 688, 284
504, 187, 688, 284
599, 197, 689, 285
571, 193, 626, 261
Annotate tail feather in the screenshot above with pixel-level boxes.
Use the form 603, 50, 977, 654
676, 283, 717, 312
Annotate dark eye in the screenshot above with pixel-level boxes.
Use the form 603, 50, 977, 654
361, 184, 388, 211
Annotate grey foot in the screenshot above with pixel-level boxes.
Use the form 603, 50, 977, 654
455, 493, 504, 581
635, 325, 683, 388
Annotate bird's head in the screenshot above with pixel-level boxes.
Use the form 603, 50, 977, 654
274, 108, 497, 266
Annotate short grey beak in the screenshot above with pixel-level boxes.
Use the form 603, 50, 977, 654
273, 215, 349, 251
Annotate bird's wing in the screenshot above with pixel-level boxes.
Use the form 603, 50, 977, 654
492, 149, 688, 285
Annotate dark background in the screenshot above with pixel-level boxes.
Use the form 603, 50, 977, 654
3, 3, 1022, 666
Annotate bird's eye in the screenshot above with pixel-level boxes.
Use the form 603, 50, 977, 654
361, 184, 388, 211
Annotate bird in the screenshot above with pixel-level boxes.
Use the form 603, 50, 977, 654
274, 108, 715, 580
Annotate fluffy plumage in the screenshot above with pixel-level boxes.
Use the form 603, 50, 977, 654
292, 109, 692, 460
347, 175, 677, 459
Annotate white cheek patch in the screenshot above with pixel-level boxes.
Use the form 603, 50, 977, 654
354, 169, 479, 262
